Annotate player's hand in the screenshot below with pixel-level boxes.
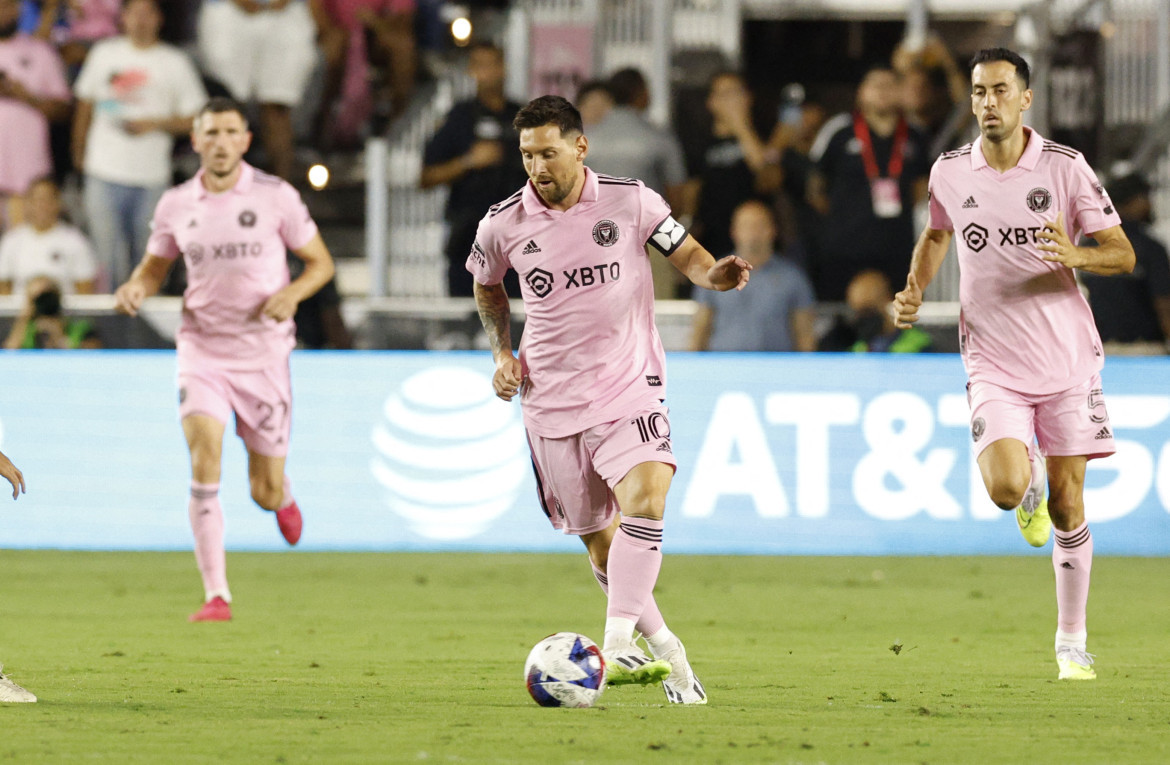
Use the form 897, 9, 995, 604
708, 255, 752, 292
465, 140, 503, 171
1037, 212, 1085, 268
261, 288, 299, 322
122, 119, 157, 135
893, 273, 923, 329
493, 356, 524, 402
0, 450, 26, 500
114, 280, 147, 316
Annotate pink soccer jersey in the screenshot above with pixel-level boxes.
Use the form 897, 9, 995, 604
468, 168, 686, 438
0, 34, 71, 195
146, 162, 319, 371
928, 128, 1121, 395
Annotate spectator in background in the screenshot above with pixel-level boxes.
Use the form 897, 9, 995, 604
73, 0, 206, 291
892, 34, 971, 156
574, 78, 612, 130
765, 84, 827, 267
691, 199, 815, 352
315, 0, 416, 147
197, 0, 318, 180
687, 71, 776, 272
4, 274, 101, 348
808, 66, 930, 301
818, 269, 931, 353
32, 0, 120, 69
1081, 174, 1170, 354
420, 42, 525, 297
0, 0, 71, 229
0, 176, 95, 294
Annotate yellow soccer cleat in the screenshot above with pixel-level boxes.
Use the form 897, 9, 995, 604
1057, 646, 1097, 680
603, 643, 671, 686
1016, 450, 1051, 547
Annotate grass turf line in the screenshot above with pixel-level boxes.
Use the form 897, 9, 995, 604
1, 551, 1168, 764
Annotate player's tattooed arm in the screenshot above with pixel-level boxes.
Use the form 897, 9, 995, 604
1038, 214, 1136, 276
475, 281, 523, 402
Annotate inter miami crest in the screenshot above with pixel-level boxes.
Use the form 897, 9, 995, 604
1026, 187, 1052, 213
239, 210, 257, 227
592, 219, 620, 247
971, 417, 986, 442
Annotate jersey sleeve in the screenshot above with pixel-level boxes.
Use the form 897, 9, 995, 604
638, 183, 687, 257
1068, 154, 1121, 237
278, 184, 320, 251
145, 191, 181, 260
927, 161, 953, 232
465, 212, 509, 285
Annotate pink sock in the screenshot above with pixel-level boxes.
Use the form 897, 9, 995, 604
591, 560, 666, 637
1053, 521, 1093, 633
189, 481, 229, 600
605, 518, 664, 624
280, 475, 295, 510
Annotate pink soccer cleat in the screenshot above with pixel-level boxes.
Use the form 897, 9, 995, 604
189, 596, 231, 622
275, 502, 302, 546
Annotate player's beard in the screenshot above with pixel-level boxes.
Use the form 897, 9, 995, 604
536, 174, 574, 206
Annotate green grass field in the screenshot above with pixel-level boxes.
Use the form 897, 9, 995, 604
1, 551, 1168, 764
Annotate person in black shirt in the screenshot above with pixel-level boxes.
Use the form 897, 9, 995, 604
1081, 173, 1170, 352
808, 66, 931, 301
421, 43, 527, 297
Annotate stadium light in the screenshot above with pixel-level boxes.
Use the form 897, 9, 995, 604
452, 17, 472, 45
308, 164, 330, 190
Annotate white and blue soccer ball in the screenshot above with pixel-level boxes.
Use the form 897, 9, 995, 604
524, 632, 606, 708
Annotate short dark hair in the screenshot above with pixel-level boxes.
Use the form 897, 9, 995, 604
513, 95, 583, 136
608, 68, 647, 106
575, 79, 612, 104
196, 96, 249, 128
969, 47, 1031, 89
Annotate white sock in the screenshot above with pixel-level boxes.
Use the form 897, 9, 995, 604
206, 588, 232, 604
644, 626, 677, 658
1055, 629, 1087, 651
603, 617, 636, 650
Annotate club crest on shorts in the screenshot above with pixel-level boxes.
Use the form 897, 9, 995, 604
1026, 187, 1052, 213
971, 416, 986, 442
238, 209, 257, 227
592, 219, 620, 247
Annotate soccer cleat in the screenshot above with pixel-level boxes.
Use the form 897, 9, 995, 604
602, 642, 671, 686
275, 502, 302, 546
1016, 450, 1051, 547
657, 639, 707, 705
189, 596, 232, 622
1056, 646, 1096, 680
0, 666, 36, 703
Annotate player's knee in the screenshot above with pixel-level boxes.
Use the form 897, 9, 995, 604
249, 476, 283, 511
986, 475, 1028, 510
619, 491, 666, 520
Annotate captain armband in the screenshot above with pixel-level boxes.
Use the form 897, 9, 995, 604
647, 215, 687, 257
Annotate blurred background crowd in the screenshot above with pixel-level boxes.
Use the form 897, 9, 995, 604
0, 0, 1167, 356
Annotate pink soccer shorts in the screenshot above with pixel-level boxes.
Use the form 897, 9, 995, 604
178, 362, 293, 458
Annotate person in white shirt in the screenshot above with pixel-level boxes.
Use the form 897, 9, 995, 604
72, 0, 206, 290
0, 177, 96, 295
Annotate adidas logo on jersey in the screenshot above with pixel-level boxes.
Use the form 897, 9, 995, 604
1094, 426, 1112, 440
962, 196, 978, 209
522, 240, 542, 255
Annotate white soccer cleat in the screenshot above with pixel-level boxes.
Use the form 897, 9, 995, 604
656, 638, 707, 705
1056, 646, 1096, 680
602, 642, 671, 686
0, 666, 37, 703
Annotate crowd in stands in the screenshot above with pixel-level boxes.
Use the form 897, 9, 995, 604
0, 2, 1166, 355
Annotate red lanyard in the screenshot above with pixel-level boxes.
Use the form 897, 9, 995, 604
853, 111, 908, 181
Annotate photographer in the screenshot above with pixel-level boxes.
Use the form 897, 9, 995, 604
4, 275, 101, 349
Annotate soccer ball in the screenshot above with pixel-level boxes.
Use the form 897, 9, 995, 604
524, 632, 606, 708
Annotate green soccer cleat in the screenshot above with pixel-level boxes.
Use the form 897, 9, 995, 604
656, 638, 707, 705
1057, 646, 1096, 680
603, 643, 671, 686
1016, 450, 1051, 547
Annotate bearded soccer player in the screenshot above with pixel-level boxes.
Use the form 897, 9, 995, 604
115, 97, 335, 622
0, 449, 31, 702
893, 48, 1135, 680
470, 95, 751, 704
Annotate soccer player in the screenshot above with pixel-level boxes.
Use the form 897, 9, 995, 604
0, 447, 33, 702
893, 48, 1135, 680
114, 97, 335, 622
470, 95, 751, 704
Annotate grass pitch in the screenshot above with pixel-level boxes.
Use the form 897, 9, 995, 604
1, 551, 1168, 764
